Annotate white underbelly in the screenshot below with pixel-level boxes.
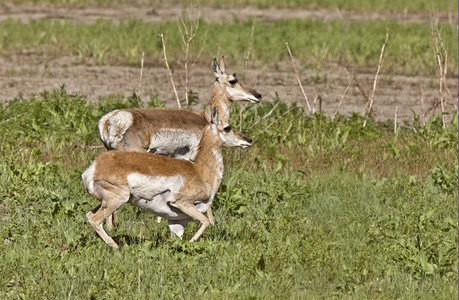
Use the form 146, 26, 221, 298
149, 129, 200, 160
130, 193, 211, 220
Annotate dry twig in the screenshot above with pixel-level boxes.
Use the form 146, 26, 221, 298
344, 65, 382, 129
419, 83, 425, 126
363, 27, 389, 127
178, 9, 202, 107
431, 17, 451, 128
248, 102, 280, 129
244, 20, 256, 70
265, 106, 298, 130
135, 51, 145, 99
332, 78, 352, 120
160, 33, 181, 109
285, 42, 312, 113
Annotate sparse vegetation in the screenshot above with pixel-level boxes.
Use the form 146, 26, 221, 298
0, 17, 457, 76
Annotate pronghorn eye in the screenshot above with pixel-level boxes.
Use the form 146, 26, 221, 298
223, 126, 232, 133
228, 79, 238, 85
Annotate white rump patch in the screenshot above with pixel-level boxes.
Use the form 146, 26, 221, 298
149, 129, 200, 161
98, 110, 133, 149
82, 161, 96, 195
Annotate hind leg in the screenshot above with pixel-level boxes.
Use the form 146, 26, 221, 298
105, 211, 119, 231
87, 181, 130, 248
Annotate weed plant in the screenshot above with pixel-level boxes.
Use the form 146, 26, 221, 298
0, 89, 457, 298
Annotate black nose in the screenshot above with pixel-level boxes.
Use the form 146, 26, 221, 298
250, 89, 262, 100
245, 135, 253, 144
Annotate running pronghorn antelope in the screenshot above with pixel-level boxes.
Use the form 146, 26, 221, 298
97, 56, 261, 229
82, 107, 252, 248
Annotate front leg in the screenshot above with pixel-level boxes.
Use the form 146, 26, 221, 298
173, 201, 211, 242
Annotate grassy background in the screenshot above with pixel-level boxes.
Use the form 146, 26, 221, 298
0, 90, 457, 298
0, 13, 458, 76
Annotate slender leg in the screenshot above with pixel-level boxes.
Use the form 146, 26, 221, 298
105, 211, 119, 230
206, 208, 215, 225
173, 201, 210, 242
87, 182, 130, 248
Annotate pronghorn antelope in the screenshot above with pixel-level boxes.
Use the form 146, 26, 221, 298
98, 56, 261, 229
82, 107, 252, 248
98, 56, 261, 159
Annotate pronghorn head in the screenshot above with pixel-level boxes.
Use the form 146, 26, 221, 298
210, 107, 252, 148
211, 56, 262, 104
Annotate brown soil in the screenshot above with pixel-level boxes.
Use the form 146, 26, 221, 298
0, 3, 457, 122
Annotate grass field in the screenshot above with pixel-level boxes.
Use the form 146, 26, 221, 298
0, 0, 458, 299
0, 89, 457, 298
1, 16, 457, 76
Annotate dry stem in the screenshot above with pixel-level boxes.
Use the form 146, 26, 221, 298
178, 8, 205, 108
332, 78, 352, 120
265, 106, 298, 130
135, 51, 145, 99
244, 20, 256, 70
285, 42, 312, 113
431, 17, 450, 128
345, 65, 382, 129
363, 27, 389, 127
160, 33, 181, 109
249, 102, 280, 129
419, 83, 425, 126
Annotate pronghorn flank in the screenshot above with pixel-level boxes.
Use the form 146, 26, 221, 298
82, 107, 252, 248
98, 56, 261, 160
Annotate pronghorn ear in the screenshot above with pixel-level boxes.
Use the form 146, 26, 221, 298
211, 107, 218, 125
219, 56, 226, 73
212, 58, 221, 78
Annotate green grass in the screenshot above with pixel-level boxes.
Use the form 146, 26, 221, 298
4, 0, 457, 13
0, 17, 457, 76
0, 89, 457, 298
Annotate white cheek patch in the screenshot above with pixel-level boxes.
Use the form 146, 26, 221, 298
99, 110, 133, 149
150, 129, 201, 160
219, 131, 249, 148
82, 161, 96, 195
226, 86, 255, 102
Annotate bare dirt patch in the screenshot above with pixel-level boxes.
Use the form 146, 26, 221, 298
0, 3, 457, 122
